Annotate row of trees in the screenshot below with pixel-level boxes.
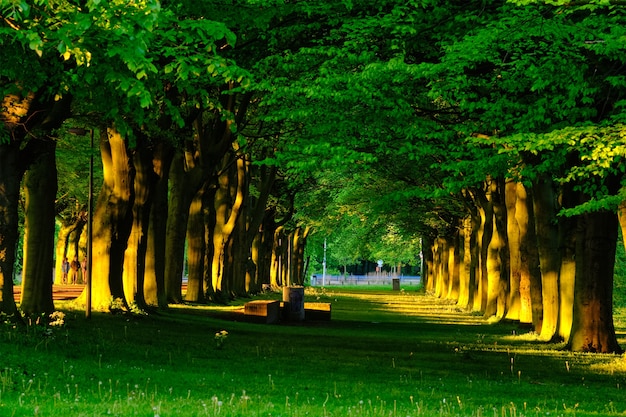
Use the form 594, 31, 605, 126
272, 1, 626, 353
1, 0, 324, 316
3, 1, 626, 354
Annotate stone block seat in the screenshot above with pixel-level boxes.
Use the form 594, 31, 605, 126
244, 300, 280, 324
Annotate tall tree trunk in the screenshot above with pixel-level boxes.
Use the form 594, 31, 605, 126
81, 128, 134, 311
20, 138, 57, 315
211, 152, 245, 300
164, 152, 201, 303
434, 237, 448, 298
532, 175, 561, 341
290, 227, 310, 286
485, 178, 509, 319
0, 142, 21, 316
447, 231, 461, 301
242, 164, 277, 294
269, 227, 285, 288
422, 234, 435, 293
457, 217, 469, 307
516, 183, 542, 329
569, 209, 621, 353
122, 144, 153, 309
505, 179, 521, 320
185, 189, 206, 303
475, 190, 492, 313
144, 142, 173, 308
557, 183, 578, 341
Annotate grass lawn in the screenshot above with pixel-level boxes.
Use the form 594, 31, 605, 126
2, 286, 626, 416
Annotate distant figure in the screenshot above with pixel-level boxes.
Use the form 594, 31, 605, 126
61, 257, 70, 284
81, 257, 87, 284
70, 256, 80, 285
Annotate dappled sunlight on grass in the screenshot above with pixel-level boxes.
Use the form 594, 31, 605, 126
20, 287, 626, 416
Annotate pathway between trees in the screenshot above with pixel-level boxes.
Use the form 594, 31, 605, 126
13, 284, 85, 302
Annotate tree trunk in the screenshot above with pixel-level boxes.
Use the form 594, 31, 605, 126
569, 209, 621, 353
457, 217, 469, 307
270, 227, 285, 289
185, 189, 206, 303
211, 152, 245, 300
532, 175, 561, 341
475, 190, 492, 313
144, 142, 173, 308
447, 230, 461, 301
290, 227, 310, 286
515, 183, 542, 329
505, 179, 521, 320
557, 182, 578, 341
80, 128, 134, 311
20, 138, 57, 315
0, 143, 21, 317
485, 178, 509, 319
164, 151, 201, 303
122, 144, 153, 309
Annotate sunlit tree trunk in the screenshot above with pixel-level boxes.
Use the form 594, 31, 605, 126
245, 165, 276, 293
231, 203, 248, 296
270, 226, 285, 288
557, 182, 578, 341
289, 226, 310, 286
569, 209, 621, 353
122, 144, 153, 309
505, 180, 521, 320
434, 237, 448, 298
457, 216, 473, 308
82, 128, 134, 311
532, 174, 561, 341
468, 213, 480, 311
211, 152, 245, 300
185, 189, 206, 303
144, 142, 173, 308
20, 138, 57, 315
164, 151, 202, 303
485, 178, 509, 319
515, 183, 542, 329
475, 190, 491, 313
257, 211, 277, 289
447, 230, 461, 301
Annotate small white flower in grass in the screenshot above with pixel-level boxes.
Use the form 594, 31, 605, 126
214, 330, 229, 349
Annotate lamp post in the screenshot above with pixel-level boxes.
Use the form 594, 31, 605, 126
68, 128, 94, 319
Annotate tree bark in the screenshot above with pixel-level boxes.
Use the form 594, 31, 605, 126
532, 174, 561, 341
144, 142, 173, 308
505, 179, 521, 320
569, 209, 621, 353
122, 143, 153, 309
20, 138, 57, 315
210, 152, 245, 300
515, 183, 542, 330
185, 189, 206, 303
164, 151, 202, 303
80, 128, 134, 311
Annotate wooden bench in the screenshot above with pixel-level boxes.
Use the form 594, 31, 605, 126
244, 300, 280, 324
304, 302, 332, 321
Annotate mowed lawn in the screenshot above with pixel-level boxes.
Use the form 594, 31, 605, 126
2, 286, 626, 416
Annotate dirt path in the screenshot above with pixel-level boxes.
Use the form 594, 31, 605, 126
13, 284, 85, 302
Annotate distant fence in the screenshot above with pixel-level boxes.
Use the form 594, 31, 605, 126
309, 275, 421, 287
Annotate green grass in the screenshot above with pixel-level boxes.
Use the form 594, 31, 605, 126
2, 287, 626, 416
